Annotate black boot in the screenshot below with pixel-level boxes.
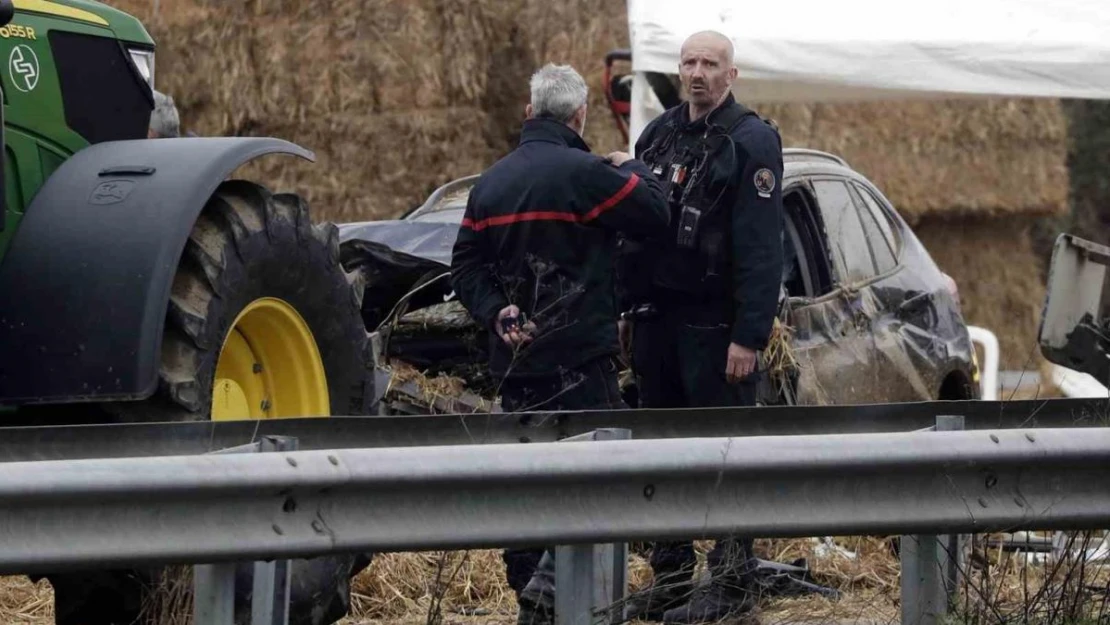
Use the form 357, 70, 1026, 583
624, 568, 696, 622
661, 539, 760, 624
625, 540, 698, 622
504, 547, 546, 602
517, 550, 556, 625
659, 578, 758, 625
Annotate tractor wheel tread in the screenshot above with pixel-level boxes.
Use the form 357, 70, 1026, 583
312, 221, 342, 268
271, 192, 314, 245
207, 193, 254, 260
221, 179, 276, 242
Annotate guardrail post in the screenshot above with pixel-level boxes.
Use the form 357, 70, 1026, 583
251, 436, 296, 625
901, 415, 964, 625
195, 436, 297, 625
935, 416, 969, 603
554, 428, 632, 625
195, 563, 237, 624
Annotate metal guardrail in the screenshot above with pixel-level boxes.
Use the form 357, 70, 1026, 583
2, 405, 1109, 625
2, 397, 1107, 463
1, 425, 1107, 576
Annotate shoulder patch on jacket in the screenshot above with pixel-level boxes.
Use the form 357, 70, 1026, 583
754, 168, 776, 198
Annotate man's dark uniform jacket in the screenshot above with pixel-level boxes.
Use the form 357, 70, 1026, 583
621, 92, 784, 352
450, 117, 670, 378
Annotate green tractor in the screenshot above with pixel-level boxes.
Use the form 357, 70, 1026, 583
0, 1, 376, 623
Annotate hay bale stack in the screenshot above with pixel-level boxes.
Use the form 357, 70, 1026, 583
754, 98, 1069, 222
119, 0, 628, 221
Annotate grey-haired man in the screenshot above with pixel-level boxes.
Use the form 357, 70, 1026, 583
450, 63, 670, 625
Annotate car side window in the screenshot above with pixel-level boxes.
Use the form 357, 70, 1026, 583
811, 179, 876, 285
852, 182, 901, 269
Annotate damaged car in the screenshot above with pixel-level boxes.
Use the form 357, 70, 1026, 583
338, 147, 980, 414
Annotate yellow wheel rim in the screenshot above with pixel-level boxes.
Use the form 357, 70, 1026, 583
211, 297, 330, 421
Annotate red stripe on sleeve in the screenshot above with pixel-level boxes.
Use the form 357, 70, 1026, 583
581, 173, 640, 222
463, 211, 582, 232
459, 173, 641, 231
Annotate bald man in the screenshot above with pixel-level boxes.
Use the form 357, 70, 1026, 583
618, 30, 783, 625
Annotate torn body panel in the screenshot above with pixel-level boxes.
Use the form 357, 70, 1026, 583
785, 293, 878, 405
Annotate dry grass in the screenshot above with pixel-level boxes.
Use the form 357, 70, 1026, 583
756, 537, 900, 625
762, 318, 799, 388
344, 550, 514, 622
0, 576, 53, 624
9, 535, 1110, 625
389, 361, 469, 401
952, 532, 1110, 624
337, 537, 905, 625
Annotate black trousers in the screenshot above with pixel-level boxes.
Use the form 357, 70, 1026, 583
631, 306, 759, 582
499, 356, 627, 599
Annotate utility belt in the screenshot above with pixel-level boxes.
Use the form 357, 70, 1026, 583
621, 295, 733, 325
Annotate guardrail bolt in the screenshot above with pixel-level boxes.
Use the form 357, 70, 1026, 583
985, 474, 998, 489
978, 498, 989, 508
287, 457, 298, 467
272, 524, 284, 535
1014, 497, 1024, 507
328, 455, 339, 466
1025, 433, 1036, 443
312, 520, 325, 534
990, 434, 1000, 444
643, 484, 656, 500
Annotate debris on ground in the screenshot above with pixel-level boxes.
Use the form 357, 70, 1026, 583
384, 361, 498, 414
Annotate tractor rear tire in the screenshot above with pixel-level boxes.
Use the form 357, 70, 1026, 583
46, 179, 376, 625
124, 178, 373, 421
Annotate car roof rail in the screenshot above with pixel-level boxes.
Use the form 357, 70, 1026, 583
783, 148, 849, 167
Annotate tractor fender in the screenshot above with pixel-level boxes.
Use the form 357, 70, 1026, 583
0, 137, 316, 405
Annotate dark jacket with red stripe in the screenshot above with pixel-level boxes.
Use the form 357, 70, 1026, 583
450, 117, 670, 378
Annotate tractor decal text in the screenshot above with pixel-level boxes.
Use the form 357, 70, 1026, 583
0, 24, 36, 40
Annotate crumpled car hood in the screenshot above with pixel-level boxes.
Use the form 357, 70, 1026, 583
338, 219, 459, 268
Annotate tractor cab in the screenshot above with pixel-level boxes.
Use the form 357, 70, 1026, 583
0, 0, 155, 258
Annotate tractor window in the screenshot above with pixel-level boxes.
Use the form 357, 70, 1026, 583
48, 31, 153, 144
812, 179, 876, 285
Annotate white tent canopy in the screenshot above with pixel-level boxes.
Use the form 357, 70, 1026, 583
626, 0, 1110, 146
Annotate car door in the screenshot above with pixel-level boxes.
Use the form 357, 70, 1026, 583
848, 181, 941, 402
783, 177, 884, 405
